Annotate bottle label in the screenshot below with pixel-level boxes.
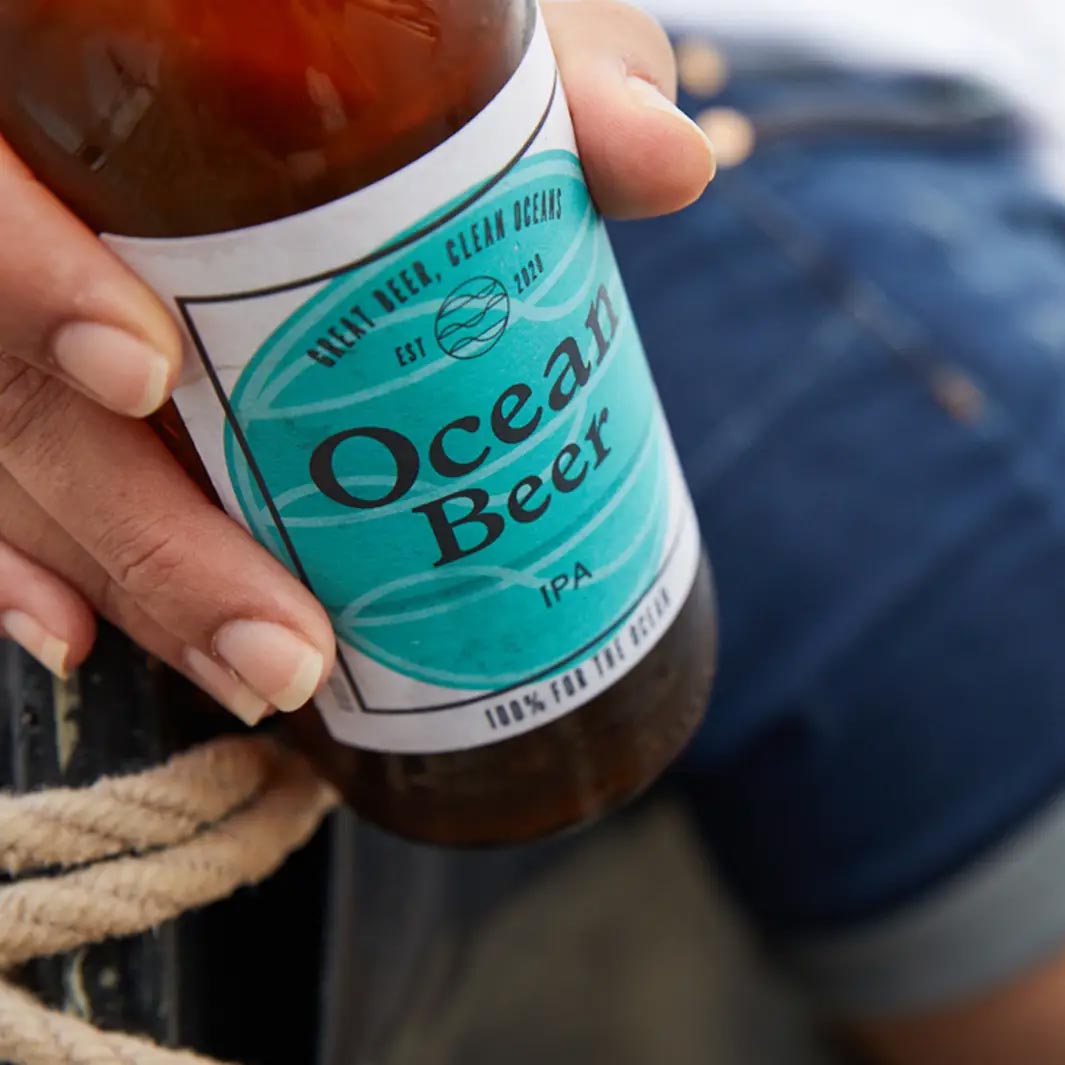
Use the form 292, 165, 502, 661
104, 7, 701, 754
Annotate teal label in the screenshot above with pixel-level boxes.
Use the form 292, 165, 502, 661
223, 150, 673, 694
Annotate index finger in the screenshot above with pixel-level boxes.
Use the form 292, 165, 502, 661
0, 139, 183, 417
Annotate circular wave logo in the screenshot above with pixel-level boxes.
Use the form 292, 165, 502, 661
434, 276, 510, 360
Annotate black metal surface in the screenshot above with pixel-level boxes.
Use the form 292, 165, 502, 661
0, 622, 331, 1064
2, 624, 187, 1049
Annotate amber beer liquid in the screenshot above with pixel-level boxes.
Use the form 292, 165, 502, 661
0, 0, 716, 845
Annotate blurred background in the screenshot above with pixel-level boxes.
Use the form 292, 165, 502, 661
321, 803, 838, 1065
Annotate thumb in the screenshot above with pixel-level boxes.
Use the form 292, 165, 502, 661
545, 0, 716, 219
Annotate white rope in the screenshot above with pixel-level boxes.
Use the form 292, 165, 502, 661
0, 735, 340, 1064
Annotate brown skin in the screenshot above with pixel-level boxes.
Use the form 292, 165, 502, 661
849, 949, 1065, 1064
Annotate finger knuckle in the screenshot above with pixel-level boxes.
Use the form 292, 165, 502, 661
94, 571, 158, 646
631, 13, 677, 81
0, 355, 72, 456
98, 513, 187, 598
606, 1, 676, 77
562, 0, 677, 89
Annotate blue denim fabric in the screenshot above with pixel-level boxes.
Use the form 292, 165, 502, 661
609, 57, 1065, 936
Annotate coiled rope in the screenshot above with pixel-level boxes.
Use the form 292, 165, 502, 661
0, 735, 340, 1063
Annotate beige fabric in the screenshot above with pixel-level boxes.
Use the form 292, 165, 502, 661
0, 735, 340, 1064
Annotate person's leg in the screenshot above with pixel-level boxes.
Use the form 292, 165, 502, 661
610, 41, 1065, 1062
852, 951, 1065, 1065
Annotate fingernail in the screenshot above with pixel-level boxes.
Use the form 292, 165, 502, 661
214, 620, 324, 713
183, 646, 273, 728
627, 76, 717, 181
1, 610, 69, 679
52, 322, 173, 418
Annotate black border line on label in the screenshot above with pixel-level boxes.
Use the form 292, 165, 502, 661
183, 75, 558, 305
177, 75, 558, 713
175, 302, 374, 703
175, 70, 692, 718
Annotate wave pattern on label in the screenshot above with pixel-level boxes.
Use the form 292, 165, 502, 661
224, 152, 670, 693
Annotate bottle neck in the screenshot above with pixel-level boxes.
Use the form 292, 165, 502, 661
0, 0, 536, 237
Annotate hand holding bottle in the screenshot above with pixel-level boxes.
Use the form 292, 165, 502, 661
0, 1, 712, 731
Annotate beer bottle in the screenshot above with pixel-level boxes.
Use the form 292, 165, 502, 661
0, 0, 716, 845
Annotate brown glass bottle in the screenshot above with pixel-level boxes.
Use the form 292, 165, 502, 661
0, 0, 716, 845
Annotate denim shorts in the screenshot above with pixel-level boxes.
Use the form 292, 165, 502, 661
611, 39, 1065, 1016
